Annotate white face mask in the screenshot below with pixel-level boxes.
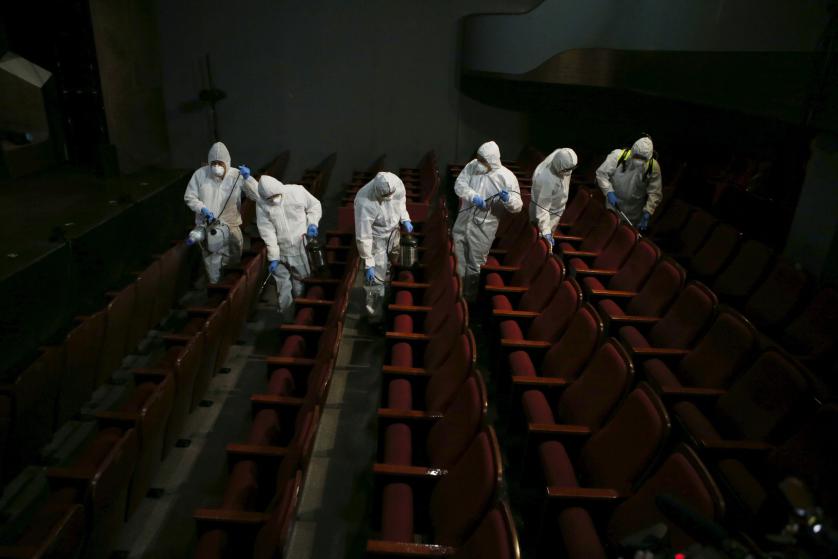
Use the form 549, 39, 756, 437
269, 195, 282, 205
211, 164, 225, 178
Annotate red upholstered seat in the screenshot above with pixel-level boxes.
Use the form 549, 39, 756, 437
596, 257, 685, 322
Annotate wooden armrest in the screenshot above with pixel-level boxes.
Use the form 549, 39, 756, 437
659, 386, 725, 400
481, 264, 520, 273
250, 394, 305, 407
512, 376, 570, 388
483, 285, 528, 294
46, 467, 93, 482
226, 443, 290, 459
589, 289, 637, 299
554, 234, 584, 242
500, 339, 551, 349
279, 324, 325, 333
563, 250, 599, 259
546, 486, 623, 502
94, 410, 138, 427
386, 332, 430, 342
606, 315, 660, 324
574, 269, 618, 277
388, 304, 432, 313
699, 438, 774, 455
390, 281, 431, 289
529, 423, 592, 437
193, 508, 270, 525
378, 409, 443, 421
382, 365, 429, 377
630, 347, 690, 358
265, 356, 316, 367
373, 463, 447, 478
294, 298, 333, 306
162, 334, 193, 344
488, 248, 508, 255
366, 540, 456, 557
492, 309, 538, 319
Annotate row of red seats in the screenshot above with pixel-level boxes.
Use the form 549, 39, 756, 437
191, 170, 360, 558
0, 238, 257, 558
646, 197, 837, 382
364, 196, 522, 558
478, 203, 832, 556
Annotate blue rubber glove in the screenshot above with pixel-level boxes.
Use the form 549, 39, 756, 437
200, 207, 215, 221
639, 211, 651, 231
471, 194, 485, 209
606, 192, 619, 207
543, 233, 555, 247
402, 220, 413, 233
498, 190, 510, 203
365, 267, 376, 285
186, 237, 196, 246
307, 224, 318, 237
238, 165, 251, 179
269, 260, 279, 273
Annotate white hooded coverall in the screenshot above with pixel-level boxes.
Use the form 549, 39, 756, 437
243, 175, 322, 322
354, 172, 410, 321
595, 137, 663, 225
184, 142, 244, 283
529, 147, 578, 239
452, 141, 522, 301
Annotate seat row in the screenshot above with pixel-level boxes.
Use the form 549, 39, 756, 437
477, 206, 832, 556
363, 196, 522, 558
343, 151, 440, 205
191, 161, 360, 558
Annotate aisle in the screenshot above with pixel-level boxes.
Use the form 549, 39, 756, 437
285, 273, 383, 558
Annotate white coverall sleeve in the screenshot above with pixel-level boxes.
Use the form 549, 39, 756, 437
532, 175, 564, 237
257, 212, 280, 261
454, 161, 479, 203
596, 150, 622, 197
644, 162, 663, 215
399, 195, 410, 223
354, 204, 376, 269
241, 176, 260, 202
502, 173, 522, 214
303, 190, 323, 226
184, 170, 206, 213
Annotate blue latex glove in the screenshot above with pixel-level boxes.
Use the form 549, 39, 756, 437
639, 211, 651, 231
238, 165, 251, 179
365, 267, 376, 285
606, 192, 619, 207
471, 194, 485, 209
200, 207, 215, 221
402, 220, 413, 233
269, 260, 279, 273
543, 233, 555, 247
498, 190, 510, 203
186, 237, 196, 246
307, 224, 318, 237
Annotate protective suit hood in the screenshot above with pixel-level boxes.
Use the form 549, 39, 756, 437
373, 172, 398, 199
550, 148, 578, 174
477, 141, 502, 171
631, 137, 654, 160
208, 142, 231, 166
258, 175, 284, 199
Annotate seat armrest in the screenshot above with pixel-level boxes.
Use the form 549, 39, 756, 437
381, 365, 429, 377
529, 423, 592, 437
658, 385, 726, 402
226, 443, 290, 460
265, 356, 316, 368
373, 463, 447, 478
699, 438, 774, 457
574, 268, 618, 278
553, 234, 584, 242
366, 541, 456, 557
378, 409, 443, 421
563, 250, 600, 259
388, 304, 432, 313
193, 508, 270, 525
500, 339, 551, 350
589, 289, 637, 299
606, 314, 660, 325
512, 376, 571, 388
630, 347, 690, 359
545, 486, 625, 503
484, 285, 528, 294
492, 309, 538, 319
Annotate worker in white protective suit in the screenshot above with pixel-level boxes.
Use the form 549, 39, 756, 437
242, 174, 322, 322
595, 136, 662, 230
184, 141, 244, 283
354, 172, 412, 323
529, 147, 578, 246
452, 141, 522, 301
